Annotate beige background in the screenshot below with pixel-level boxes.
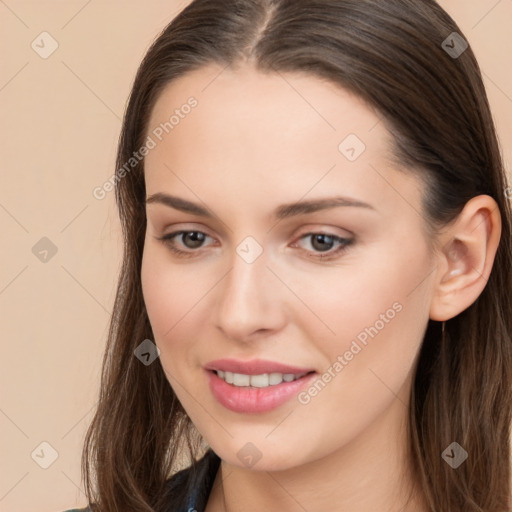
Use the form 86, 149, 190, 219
0, 1, 511, 511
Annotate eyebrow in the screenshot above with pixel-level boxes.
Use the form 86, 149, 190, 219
145, 192, 375, 220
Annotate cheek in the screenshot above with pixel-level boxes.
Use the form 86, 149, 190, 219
285, 240, 432, 354
141, 246, 188, 352
283, 242, 432, 452
141, 249, 183, 337
287, 239, 434, 417
140, 244, 217, 368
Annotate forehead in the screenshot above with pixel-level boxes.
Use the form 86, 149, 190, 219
143, 63, 423, 224
146, 63, 389, 158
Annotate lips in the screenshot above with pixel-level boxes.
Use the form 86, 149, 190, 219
205, 368, 317, 413
204, 358, 315, 375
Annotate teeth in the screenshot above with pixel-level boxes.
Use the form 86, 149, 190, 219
233, 373, 250, 386
216, 370, 308, 388
269, 372, 283, 385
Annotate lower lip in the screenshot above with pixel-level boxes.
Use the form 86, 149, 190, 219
205, 370, 317, 413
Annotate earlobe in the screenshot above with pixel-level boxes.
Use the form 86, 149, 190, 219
429, 195, 502, 322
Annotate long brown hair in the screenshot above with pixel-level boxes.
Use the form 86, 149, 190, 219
82, 1, 512, 510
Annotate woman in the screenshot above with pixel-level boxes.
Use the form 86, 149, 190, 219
67, 0, 512, 510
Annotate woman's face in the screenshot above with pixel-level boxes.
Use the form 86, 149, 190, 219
141, 63, 437, 470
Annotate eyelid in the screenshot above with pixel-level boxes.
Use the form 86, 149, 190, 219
290, 224, 354, 244
157, 226, 355, 260
160, 225, 347, 240
159, 229, 217, 249
291, 232, 353, 257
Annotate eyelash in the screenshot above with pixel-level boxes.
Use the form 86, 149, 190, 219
157, 230, 354, 261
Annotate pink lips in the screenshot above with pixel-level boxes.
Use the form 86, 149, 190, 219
204, 358, 315, 375
204, 358, 317, 413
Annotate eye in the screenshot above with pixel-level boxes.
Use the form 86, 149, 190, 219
157, 230, 354, 261
292, 232, 354, 260
157, 230, 215, 257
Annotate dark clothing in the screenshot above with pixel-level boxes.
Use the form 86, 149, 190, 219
63, 449, 221, 512
165, 448, 221, 511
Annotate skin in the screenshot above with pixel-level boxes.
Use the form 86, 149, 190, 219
140, 63, 501, 512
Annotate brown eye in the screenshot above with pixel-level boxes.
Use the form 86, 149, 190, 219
310, 234, 336, 252
180, 231, 207, 249
158, 230, 214, 257
293, 232, 354, 260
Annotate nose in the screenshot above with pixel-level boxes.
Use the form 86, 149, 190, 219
213, 248, 287, 343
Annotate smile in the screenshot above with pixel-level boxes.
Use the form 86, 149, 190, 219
206, 369, 317, 413
215, 370, 310, 388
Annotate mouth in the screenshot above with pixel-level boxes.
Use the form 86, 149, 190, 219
205, 367, 318, 413
204, 357, 316, 376
211, 369, 316, 389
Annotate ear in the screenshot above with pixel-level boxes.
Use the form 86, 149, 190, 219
429, 195, 502, 321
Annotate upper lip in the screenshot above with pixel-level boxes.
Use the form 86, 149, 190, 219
204, 358, 316, 375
